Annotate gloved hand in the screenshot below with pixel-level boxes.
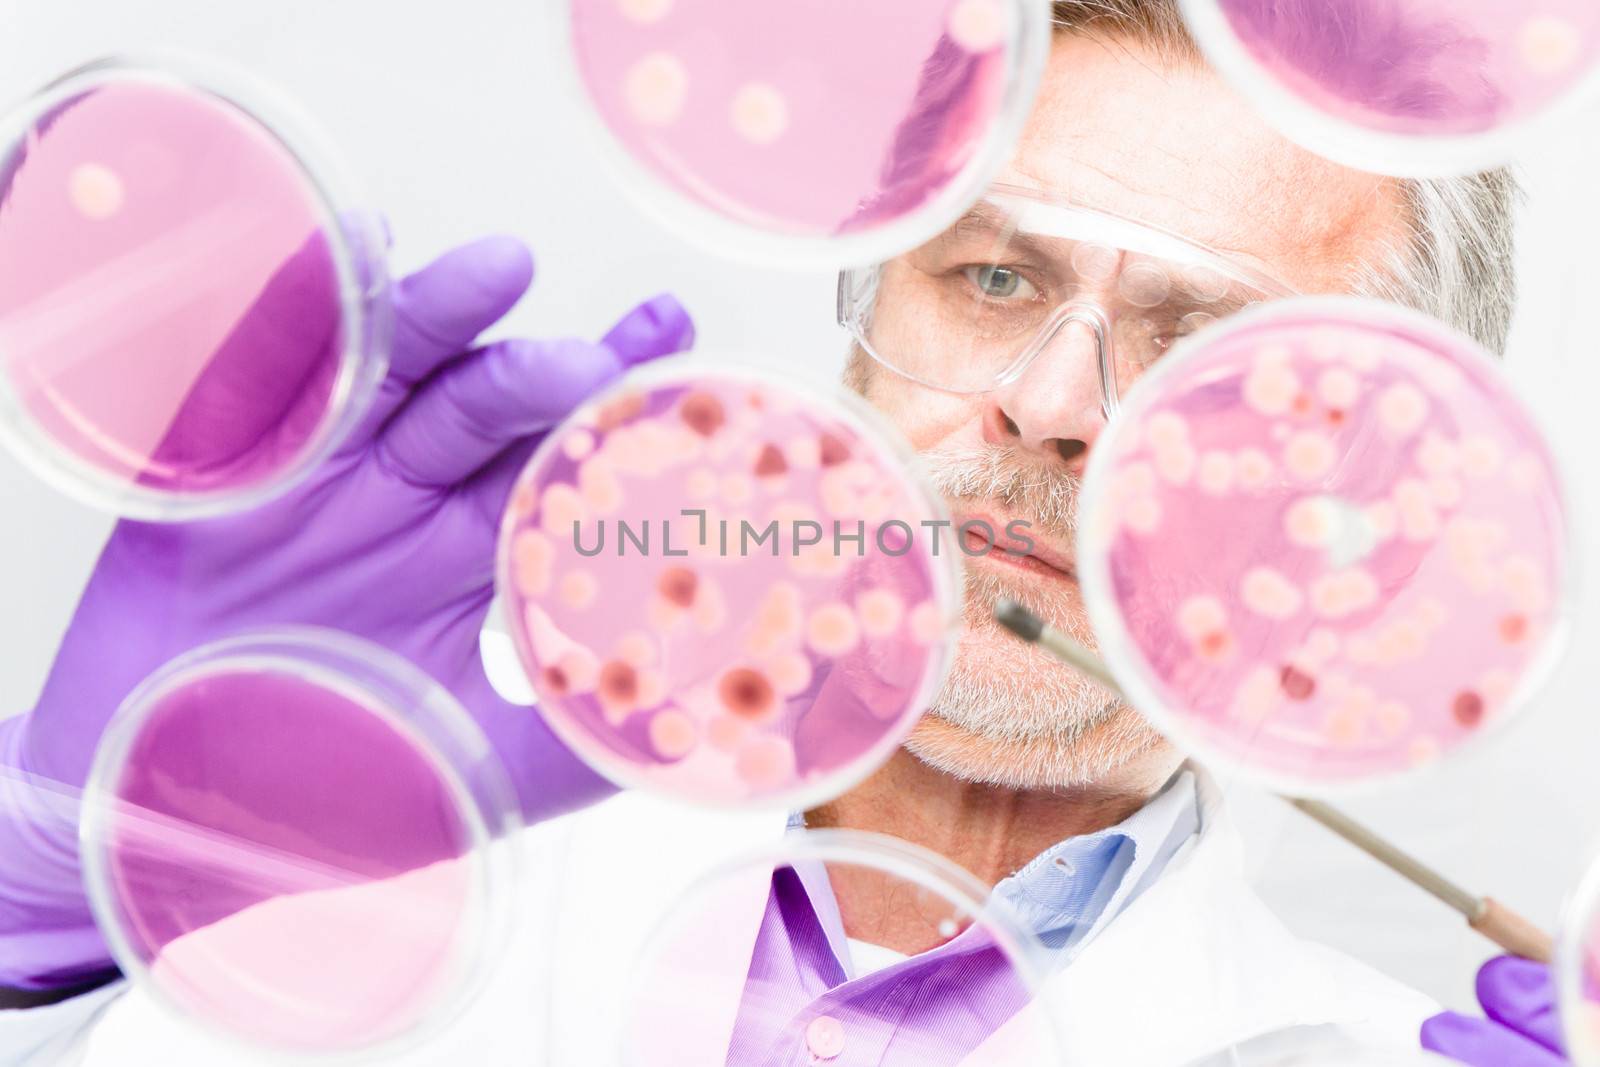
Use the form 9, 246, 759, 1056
0, 234, 695, 991
1422, 956, 1570, 1066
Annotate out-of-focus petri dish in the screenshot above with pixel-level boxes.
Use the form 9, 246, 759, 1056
559, 0, 1050, 268
497, 360, 961, 810
80, 629, 517, 1058
0, 56, 390, 520
1179, 0, 1600, 176
1079, 298, 1571, 794
618, 830, 1067, 1066
1560, 851, 1600, 1066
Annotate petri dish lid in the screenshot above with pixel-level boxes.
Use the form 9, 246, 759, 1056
1560, 850, 1600, 1066
1078, 297, 1572, 795
0, 55, 391, 520
79, 628, 518, 1059
1179, 0, 1600, 176
556, 0, 1051, 268
496, 358, 962, 811
616, 829, 1068, 1066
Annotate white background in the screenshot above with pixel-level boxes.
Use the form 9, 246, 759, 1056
2, 0, 1597, 1011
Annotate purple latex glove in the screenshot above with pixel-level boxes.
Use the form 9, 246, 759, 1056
0, 234, 694, 991
1422, 956, 1570, 1066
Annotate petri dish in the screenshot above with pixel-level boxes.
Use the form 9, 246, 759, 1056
0, 55, 391, 520
80, 629, 518, 1058
557, 0, 1050, 268
1560, 850, 1600, 1066
1078, 297, 1571, 794
497, 359, 961, 810
1179, 0, 1600, 176
616, 829, 1067, 1066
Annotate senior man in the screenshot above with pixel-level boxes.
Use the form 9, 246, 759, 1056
725, 0, 1517, 1061
0, 1, 1543, 1065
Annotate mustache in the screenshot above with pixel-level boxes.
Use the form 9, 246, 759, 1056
914, 443, 1081, 539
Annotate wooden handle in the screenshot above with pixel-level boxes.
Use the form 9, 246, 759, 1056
989, 600, 1562, 966
1470, 897, 1554, 963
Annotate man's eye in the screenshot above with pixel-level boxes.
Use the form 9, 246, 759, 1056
963, 265, 1036, 301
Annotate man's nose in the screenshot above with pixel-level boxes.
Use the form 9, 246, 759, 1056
982, 318, 1108, 475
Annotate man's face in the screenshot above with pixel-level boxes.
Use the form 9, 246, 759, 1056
849, 33, 1410, 790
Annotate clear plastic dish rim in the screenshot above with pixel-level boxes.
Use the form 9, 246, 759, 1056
1178, 0, 1600, 178
1074, 294, 1580, 800
0, 50, 393, 522
78, 626, 520, 1064
493, 353, 966, 814
614, 826, 1069, 1066
1558, 848, 1600, 1067
542, 0, 1053, 270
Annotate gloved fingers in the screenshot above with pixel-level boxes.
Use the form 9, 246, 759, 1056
1478, 955, 1568, 1054
1421, 1012, 1569, 1067
333, 236, 537, 457
387, 236, 536, 387
461, 434, 543, 532
456, 294, 694, 518
374, 337, 608, 488
598, 290, 696, 365
374, 292, 687, 490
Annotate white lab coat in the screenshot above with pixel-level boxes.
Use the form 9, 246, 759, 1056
1, 765, 1438, 1067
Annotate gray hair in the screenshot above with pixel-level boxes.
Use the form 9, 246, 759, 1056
1048, 0, 1521, 353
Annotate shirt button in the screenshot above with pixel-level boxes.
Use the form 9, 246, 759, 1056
806, 1016, 846, 1060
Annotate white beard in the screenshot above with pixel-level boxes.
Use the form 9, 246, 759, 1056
905, 441, 1165, 788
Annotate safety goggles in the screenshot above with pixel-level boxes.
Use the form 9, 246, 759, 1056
837, 183, 1297, 416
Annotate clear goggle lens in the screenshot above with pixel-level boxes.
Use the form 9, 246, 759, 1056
840, 187, 1292, 411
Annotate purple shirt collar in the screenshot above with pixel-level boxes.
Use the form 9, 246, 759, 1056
726, 770, 1201, 1064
